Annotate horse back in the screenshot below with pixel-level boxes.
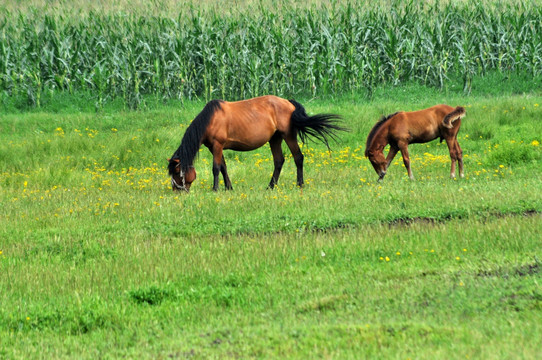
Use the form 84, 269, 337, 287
390, 105, 458, 143
204, 95, 294, 150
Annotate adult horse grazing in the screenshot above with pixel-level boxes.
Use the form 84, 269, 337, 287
365, 104, 466, 181
168, 95, 345, 192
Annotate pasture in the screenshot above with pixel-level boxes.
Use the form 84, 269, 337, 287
1, 88, 542, 358
1, 0, 542, 358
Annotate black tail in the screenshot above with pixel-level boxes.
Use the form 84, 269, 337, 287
288, 100, 346, 150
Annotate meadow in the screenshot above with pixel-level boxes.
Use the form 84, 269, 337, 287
1, 0, 542, 358
1, 84, 542, 358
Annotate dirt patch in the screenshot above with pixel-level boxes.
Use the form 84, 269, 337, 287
387, 210, 540, 228
297, 294, 350, 313
388, 217, 441, 227
477, 261, 541, 279
522, 209, 539, 217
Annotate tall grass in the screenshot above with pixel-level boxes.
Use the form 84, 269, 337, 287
1, 1, 542, 108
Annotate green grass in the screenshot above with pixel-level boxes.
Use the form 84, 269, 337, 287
1, 86, 541, 358
2, 2, 541, 357
1, 218, 541, 358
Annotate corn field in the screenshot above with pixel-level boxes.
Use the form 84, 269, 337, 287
1, 1, 541, 108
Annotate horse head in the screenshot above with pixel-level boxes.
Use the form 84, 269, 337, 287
167, 158, 196, 192
366, 149, 388, 181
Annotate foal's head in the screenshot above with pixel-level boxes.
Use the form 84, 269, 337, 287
366, 149, 388, 181
365, 112, 399, 181
167, 158, 197, 192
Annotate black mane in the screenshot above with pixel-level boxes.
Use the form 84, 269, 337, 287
364, 112, 399, 157
169, 100, 223, 174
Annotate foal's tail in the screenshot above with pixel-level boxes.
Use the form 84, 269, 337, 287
443, 106, 466, 129
289, 99, 347, 150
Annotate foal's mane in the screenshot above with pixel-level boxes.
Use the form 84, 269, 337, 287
169, 99, 223, 175
364, 112, 399, 157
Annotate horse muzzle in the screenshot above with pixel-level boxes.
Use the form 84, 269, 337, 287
171, 177, 189, 192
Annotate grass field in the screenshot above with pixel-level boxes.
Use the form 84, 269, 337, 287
1, 82, 541, 358
1, 0, 542, 357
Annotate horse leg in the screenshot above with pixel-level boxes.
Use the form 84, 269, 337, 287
284, 135, 304, 187
398, 141, 414, 180
268, 133, 285, 189
220, 155, 233, 190
455, 139, 464, 178
445, 138, 458, 178
386, 144, 399, 170
211, 144, 225, 191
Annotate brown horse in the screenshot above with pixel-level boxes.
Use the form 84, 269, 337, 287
365, 104, 466, 181
168, 95, 345, 192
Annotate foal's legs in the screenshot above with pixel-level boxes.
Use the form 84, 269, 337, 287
398, 141, 414, 180
455, 140, 465, 178
268, 133, 285, 189
385, 144, 399, 170
284, 134, 304, 187
445, 137, 459, 178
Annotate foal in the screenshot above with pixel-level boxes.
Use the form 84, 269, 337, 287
365, 104, 466, 181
